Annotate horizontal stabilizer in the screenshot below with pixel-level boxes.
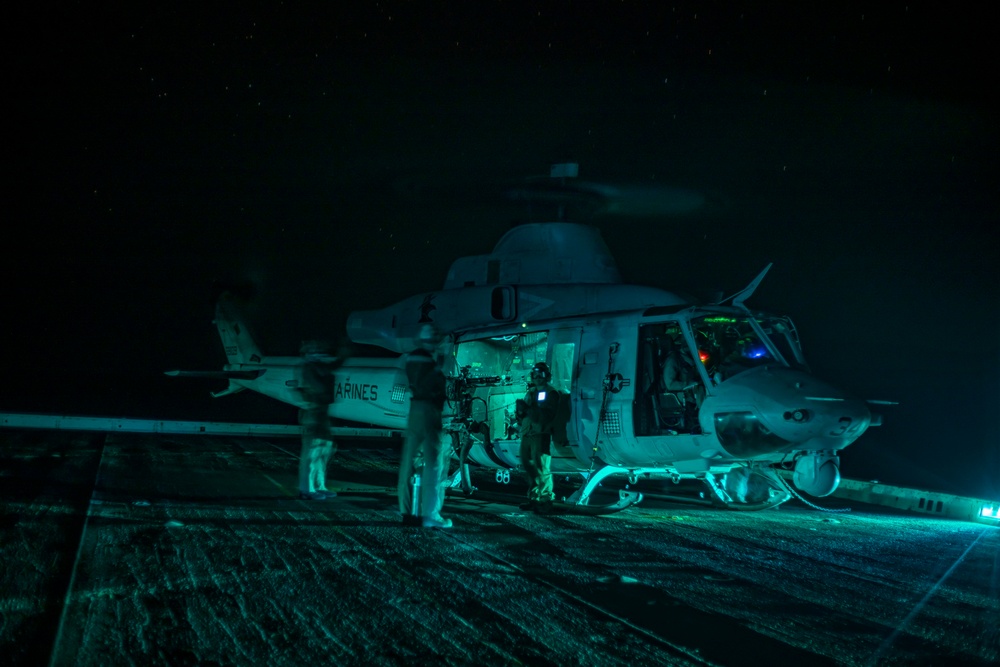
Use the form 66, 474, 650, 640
164, 370, 263, 380
211, 382, 247, 398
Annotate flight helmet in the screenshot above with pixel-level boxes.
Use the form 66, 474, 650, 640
530, 362, 551, 383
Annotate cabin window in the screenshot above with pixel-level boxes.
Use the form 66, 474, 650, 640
454, 331, 548, 385
550, 343, 575, 394
490, 287, 516, 321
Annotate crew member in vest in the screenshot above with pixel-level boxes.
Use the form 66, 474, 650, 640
297, 339, 346, 500
518, 362, 558, 514
398, 323, 452, 529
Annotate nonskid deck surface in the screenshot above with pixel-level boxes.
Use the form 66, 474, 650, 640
1, 430, 996, 667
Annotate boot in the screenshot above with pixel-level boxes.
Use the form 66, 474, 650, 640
422, 514, 453, 529
533, 500, 555, 515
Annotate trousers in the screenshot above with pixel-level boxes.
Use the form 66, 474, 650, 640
398, 400, 447, 518
299, 405, 335, 493
520, 433, 554, 502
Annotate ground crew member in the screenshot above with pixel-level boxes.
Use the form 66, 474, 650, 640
397, 324, 452, 529
518, 362, 558, 513
297, 340, 346, 500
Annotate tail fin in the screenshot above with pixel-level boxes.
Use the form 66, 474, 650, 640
215, 293, 264, 365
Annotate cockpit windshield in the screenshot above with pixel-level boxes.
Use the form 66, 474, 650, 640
754, 314, 808, 371
689, 313, 804, 380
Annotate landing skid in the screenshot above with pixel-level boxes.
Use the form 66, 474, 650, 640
444, 487, 642, 516
556, 489, 643, 515
564, 463, 643, 514
446, 465, 642, 515
446, 468, 478, 496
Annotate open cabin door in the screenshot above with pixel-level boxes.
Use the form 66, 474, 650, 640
547, 327, 582, 468
452, 331, 546, 468
452, 327, 584, 472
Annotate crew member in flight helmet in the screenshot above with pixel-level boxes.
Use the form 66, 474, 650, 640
296, 340, 347, 500
661, 336, 706, 430
518, 361, 558, 513
661, 336, 693, 393
398, 323, 453, 529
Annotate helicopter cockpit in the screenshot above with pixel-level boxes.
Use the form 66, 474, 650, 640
690, 313, 807, 382
636, 310, 808, 437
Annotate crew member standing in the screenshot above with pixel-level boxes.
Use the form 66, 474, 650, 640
297, 340, 345, 500
518, 362, 558, 513
398, 324, 452, 529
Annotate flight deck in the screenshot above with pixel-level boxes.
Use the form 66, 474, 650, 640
1, 426, 996, 666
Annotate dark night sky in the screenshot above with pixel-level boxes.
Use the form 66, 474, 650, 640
3, 2, 997, 499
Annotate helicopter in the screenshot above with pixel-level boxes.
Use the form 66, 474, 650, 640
170, 163, 886, 513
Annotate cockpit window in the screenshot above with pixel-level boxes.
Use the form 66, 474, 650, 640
690, 314, 789, 380
755, 315, 808, 371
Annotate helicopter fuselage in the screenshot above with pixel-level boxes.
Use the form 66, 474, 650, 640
198, 222, 875, 507
217, 297, 871, 504
440, 301, 870, 496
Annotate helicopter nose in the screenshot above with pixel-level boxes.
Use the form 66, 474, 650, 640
706, 368, 871, 459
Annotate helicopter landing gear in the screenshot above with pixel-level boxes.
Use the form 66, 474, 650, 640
564, 463, 643, 512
